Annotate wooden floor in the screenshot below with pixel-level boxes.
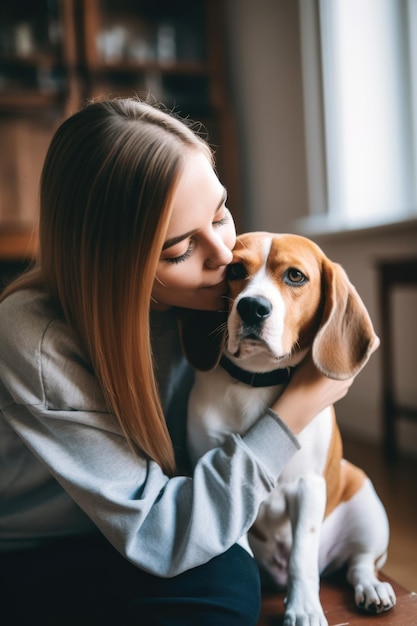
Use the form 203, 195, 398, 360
258, 573, 417, 625
257, 436, 417, 625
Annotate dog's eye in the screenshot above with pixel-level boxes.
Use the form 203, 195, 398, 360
227, 263, 248, 281
285, 268, 307, 285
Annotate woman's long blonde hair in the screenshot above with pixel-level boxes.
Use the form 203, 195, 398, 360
1, 97, 213, 476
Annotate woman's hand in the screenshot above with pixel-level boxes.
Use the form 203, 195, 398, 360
272, 354, 355, 435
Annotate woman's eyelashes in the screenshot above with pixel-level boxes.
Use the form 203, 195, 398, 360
163, 208, 231, 265
165, 242, 195, 265
213, 208, 231, 228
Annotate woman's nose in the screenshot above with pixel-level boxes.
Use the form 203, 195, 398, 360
205, 239, 234, 269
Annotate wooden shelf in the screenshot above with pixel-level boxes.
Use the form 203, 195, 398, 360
0, 53, 59, 67
0, 91, 63, 111
96, 59, 208, 75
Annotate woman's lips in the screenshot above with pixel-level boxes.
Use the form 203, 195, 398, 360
202, 279, 228, 291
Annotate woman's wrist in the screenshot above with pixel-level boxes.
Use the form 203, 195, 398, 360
271, 391, 312, 435
242, 410, 300, 477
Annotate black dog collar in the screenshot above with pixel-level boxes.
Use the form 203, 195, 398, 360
219, 355, 294, 388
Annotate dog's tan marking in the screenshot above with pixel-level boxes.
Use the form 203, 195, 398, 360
323, 410, 344, 518
228, 235, 271, 302
340, 461, 367, 503
323, 410, 367, 518
267, 235, 325, 353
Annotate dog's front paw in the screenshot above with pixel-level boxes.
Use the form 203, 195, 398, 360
283, 593, 328, 626
355, 580, 396, 613
283, 610, 328, 626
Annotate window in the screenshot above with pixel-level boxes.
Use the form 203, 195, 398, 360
298, 0, 417, 233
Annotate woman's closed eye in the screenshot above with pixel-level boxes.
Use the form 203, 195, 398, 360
212, 207, 232, 229
163, 208, 231, 265
164, 241, 195, 265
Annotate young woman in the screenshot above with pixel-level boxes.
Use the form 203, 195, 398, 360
0, 98, 355, 625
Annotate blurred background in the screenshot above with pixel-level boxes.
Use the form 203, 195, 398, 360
0, 0, 416, 591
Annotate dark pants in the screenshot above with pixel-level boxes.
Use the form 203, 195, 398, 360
0, 535, 261, 625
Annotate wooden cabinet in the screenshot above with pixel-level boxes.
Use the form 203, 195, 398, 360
0, 0, 78, 114
0, 0, 240, 272
0, 0, 78, 272
79, 0, 208, 101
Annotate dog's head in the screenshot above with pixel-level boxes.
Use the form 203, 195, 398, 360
178, 232, 379, 380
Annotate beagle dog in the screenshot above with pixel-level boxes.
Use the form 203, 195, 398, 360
180, 232, 396, 626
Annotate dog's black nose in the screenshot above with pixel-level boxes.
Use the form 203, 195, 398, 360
237, 296, 272, 325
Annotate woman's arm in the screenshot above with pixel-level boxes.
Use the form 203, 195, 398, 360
272, 353, 358, 435
0, 289, 300, 577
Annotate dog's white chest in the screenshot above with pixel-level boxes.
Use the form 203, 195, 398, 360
188, 367, 332, 475
188, 369, 280, 463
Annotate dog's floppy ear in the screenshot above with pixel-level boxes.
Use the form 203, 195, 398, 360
312, 261, 379, 380
177, 309, 227, 371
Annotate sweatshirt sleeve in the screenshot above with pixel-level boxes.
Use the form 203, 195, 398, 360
0, 291, 300, 577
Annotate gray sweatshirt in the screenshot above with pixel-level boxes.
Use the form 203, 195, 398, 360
0, 287, 300, 577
